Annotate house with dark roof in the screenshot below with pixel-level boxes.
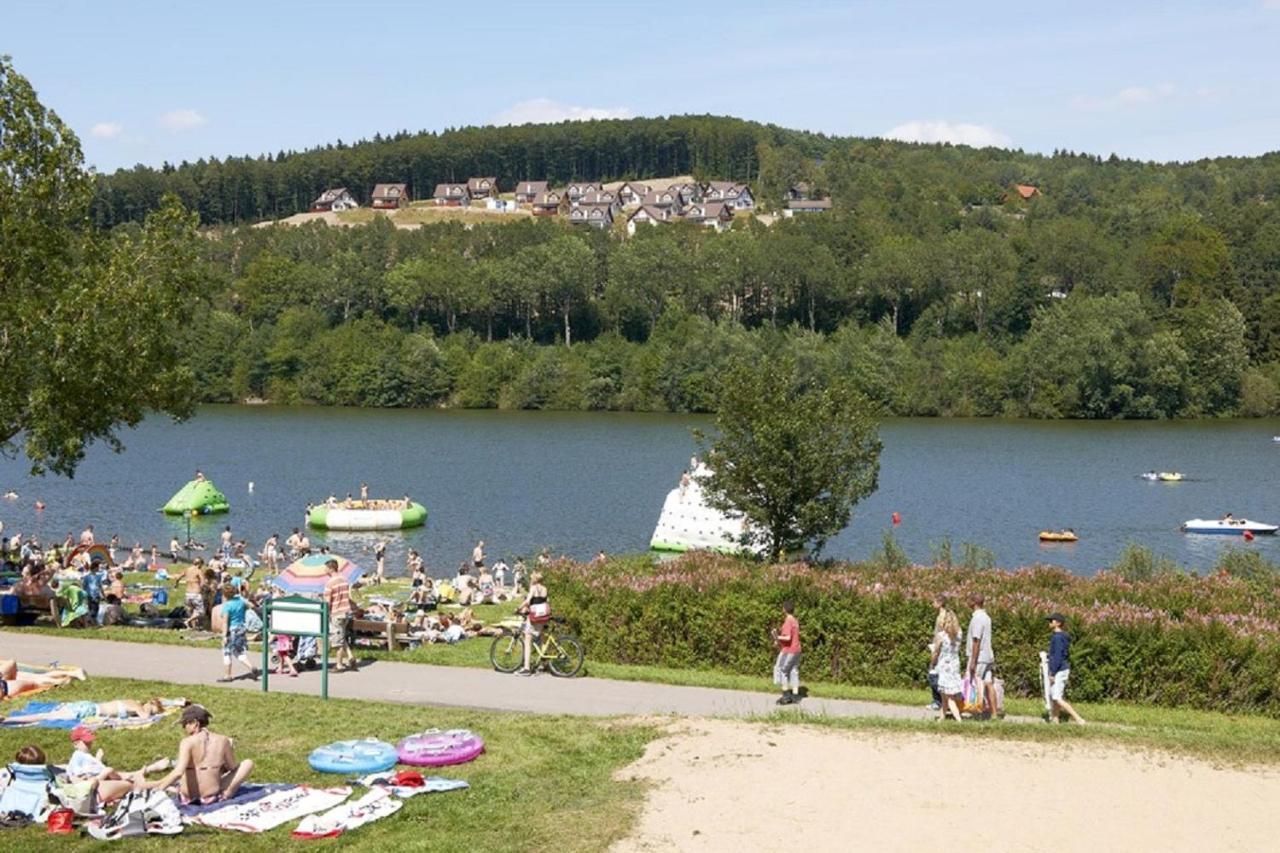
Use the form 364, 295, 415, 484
642, 188, 683, 212
626, 204, 673, 236
702, 181, 755, 210
370, 183, 410, 209
311, 187, 357, 212
576, 189, 620, 215
566, 182, 602, 202
514, 181, 549, 204
568, 203, 614, 229
682, 201, 733, 231
467, 177, 499, 199
532, 189, 564, 216
616, 181, 651, 206
432, 183, 471, 206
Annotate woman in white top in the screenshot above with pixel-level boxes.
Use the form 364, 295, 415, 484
930, 609, 964, 722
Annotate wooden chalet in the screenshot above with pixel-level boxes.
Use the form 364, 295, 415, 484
532, 189, 564, 216
568, 203, 614, 229
682, 201, 733, 231
514, 181, 549, 203
467, 177, 499, 199
311, 187, 357, 212
370, 183, 410, 209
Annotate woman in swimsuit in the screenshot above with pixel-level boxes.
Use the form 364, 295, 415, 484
0, 659, 87, 702
0, 696, 161, 724
139, 704, 253, 804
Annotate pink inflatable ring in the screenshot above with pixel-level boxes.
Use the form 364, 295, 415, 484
396, 729, 485, 767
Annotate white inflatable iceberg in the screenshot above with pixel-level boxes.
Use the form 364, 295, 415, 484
649, 467, 763, 556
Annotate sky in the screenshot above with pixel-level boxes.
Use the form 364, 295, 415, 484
6, 0, 1280, 172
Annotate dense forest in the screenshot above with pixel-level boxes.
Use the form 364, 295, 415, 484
99, 115, 1280, 418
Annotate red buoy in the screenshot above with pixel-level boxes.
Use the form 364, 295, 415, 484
891, 512, 901, 526
1244, 530, 1255, 542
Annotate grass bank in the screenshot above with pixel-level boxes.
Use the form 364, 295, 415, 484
0, 675, 654, 851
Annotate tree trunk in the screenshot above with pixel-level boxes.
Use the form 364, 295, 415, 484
562, 299, 572, 347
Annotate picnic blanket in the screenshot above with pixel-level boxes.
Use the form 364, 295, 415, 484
355, 771, 470, 799
0, 698, 185, 730
292, 787, 402, 839
186, 785, 351, 833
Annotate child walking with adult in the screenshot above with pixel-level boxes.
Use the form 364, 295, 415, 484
1046, 613, 1086, 725
931, 609, 965, 722
772, 600, 802, 705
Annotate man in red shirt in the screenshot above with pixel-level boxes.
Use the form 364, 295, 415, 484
772, 600, 802, 705
322, 559, 354, 672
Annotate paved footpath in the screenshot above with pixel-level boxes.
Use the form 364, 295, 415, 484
1, 629, 950, 721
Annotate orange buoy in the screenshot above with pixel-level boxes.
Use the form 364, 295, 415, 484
891, 512, 901, 526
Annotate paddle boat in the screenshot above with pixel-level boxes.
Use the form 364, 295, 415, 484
1038, 529, 1079, 543
307, 499, 427, 531
162, 478, 229, 516
1181, 518, 1279, 535
649, 465, 764, 556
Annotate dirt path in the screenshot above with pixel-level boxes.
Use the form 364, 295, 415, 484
613, 719, 1280, 853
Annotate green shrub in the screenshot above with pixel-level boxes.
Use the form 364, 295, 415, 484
1111, 542, 1179, 581
548, 553, 1280, 716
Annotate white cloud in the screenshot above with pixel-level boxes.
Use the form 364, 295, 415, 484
158, 109, 207, 132
492, 98, 634, 126
1262, 0, 1280, 10
1073, 83, 1177, 110
89, 121, 123, 140
883, 120, 1011, 148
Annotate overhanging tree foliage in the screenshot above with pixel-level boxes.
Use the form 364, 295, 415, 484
697, 356, 882, 560
0, 56, 201, 474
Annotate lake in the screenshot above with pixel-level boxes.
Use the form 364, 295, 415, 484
0, 406, 1276, 576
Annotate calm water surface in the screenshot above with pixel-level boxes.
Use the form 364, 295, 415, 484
0, 406, 1276, 576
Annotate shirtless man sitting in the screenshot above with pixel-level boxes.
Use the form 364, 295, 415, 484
137, 704, 253, 804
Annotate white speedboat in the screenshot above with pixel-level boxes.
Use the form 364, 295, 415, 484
1142, 471, 1182, 482
1181, 518, 1279, 535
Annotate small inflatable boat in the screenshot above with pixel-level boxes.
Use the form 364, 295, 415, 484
1038, 530, 1079, 543
1182, 518, 1279, 535
308, 739, 399, 774
395, 729, 484, 767
307, 501, 427, 531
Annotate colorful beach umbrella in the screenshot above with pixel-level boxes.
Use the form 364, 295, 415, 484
271, 553, 364, 595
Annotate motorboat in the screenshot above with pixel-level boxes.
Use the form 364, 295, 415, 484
1181, 518, 1279, 535
1038, 530, 1079, 543
1142, 471, 1182, 482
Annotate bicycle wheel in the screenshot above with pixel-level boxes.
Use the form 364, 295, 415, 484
546, 634, 584, 678
489, 629, 523, 673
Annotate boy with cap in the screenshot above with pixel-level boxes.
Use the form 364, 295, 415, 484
140, 704, 254, 804
1047, 613, 1086, 725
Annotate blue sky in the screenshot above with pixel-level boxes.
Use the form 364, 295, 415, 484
7, 0, 1280, 172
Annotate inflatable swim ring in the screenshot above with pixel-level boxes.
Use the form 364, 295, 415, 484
308, 739, 399, 774
162, 479, 230, 516
307, 501, 427, 531
395, 729, 484, 767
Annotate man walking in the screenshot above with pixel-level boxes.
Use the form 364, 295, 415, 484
965, 594, 998, 719
323, 559, 354, 672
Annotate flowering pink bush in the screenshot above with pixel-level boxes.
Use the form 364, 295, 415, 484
547, 553, 1280, 715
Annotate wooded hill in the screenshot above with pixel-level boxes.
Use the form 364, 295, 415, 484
94, 115, 1280, 418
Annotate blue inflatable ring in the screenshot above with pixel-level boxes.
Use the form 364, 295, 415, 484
307, 738, 398, 774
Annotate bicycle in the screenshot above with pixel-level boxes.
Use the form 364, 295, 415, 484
489, 616, 584, 677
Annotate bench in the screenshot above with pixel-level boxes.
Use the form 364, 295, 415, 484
350, 618, 411, 651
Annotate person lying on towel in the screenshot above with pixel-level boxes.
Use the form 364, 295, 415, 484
136, 704, 253, 804
0, 696, 163, 723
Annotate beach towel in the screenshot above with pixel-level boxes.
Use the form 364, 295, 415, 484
0, 698, 185, 730
175, 783, 286, 819
0, 663, 82, 704
188, 785, 351, 833
291, 787, 402, 839
355, 771, 470, 799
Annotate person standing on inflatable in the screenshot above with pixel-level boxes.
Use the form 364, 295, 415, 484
1046, 614, 1086, 725
772, 600, 802, 705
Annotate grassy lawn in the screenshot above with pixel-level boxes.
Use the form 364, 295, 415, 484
0, 676, 654, 851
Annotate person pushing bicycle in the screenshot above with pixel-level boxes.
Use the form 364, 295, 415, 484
516, 571, 550, 676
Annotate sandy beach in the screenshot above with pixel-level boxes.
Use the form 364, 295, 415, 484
614, 720, 1280, 853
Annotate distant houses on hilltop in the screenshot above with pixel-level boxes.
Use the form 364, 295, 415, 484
311, 176, 828, 230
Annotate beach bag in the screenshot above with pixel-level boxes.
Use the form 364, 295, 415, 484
87, 789, 181, 840
529, 602, 551, 624
960, 677, 984, 715
992, 677, 1005, 716
45, 807, 74, 834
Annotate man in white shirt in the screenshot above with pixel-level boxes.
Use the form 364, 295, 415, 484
965, 594, 998, 719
